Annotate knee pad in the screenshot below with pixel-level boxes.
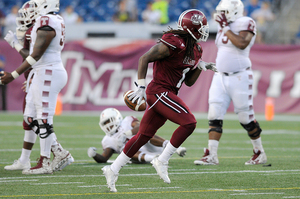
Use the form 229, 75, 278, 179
240, 121, 262, 138
24, 116, 39, 134
37, 119, 54, 139
208, 120, 223, 134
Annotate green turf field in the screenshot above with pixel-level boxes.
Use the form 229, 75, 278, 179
0, 112, 299, 199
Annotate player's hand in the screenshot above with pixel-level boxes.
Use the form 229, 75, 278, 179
214, 12, 229, 28
128, 81, 147, 105
4, 30, 18, 48
87, 147, 97, 158
0, 71, 14, 85
197, 61, 218, 72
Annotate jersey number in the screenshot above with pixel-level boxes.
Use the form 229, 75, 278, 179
176, 67, 190, 88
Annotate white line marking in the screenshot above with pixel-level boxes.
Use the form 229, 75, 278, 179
30, 182, 84, 185
0, 180, 38, 183
283, 196, 300, 198
79, 184, 132, 188
230, 192, 284, 195
0, 170, 299, 180
130, 187, 181, 190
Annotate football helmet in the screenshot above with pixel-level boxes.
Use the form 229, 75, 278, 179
99, 108, 123, 136
31, 0, 60, 15
16, 1, 39, 31
215, 0, 244, 22
178, 9, 209, 42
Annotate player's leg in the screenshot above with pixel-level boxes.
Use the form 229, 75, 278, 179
195, 73, 230, 165
4, 95, 37, 171
232, 70, 267, 165
103, 98, 167, 190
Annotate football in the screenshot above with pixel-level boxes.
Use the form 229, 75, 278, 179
123, 90, 146, 111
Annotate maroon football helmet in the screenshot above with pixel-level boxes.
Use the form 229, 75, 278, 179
178, 9, 209, 42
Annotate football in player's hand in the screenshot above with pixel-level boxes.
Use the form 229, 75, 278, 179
123, 90, 146, 111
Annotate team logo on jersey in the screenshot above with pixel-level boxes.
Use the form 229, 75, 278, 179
191, 14, 203, 25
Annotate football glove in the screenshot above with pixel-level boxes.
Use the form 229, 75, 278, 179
197, 61, 218, 72
128, 79, 147, 105
4, 30, 23, 52
214, 12, 230, 33
87, 147, 97, 158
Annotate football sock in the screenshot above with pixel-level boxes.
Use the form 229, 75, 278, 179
251, 137, 264, 152
51, 133, 59, 146
208, 139, 219, 156
158, 142, 176, 163
19, 149, 31, 164
110, 151, 130, 174
162, 140, 169, 148
144, 154, 156, 163
40, 133, 54, 158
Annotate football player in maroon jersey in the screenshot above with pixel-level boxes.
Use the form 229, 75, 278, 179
102, 9, 217, 192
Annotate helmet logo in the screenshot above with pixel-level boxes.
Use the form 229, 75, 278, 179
191, 14, 203, 25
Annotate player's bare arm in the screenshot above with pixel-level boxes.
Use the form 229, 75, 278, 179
19, 49, 30, 59
184, 67, 202, 87
149, 135, 166, 147
0, 27, 55, 85
131, 121, 140, 135
94, 148, 114, 163
226, 30, 254, 50
137, 43, 170, 79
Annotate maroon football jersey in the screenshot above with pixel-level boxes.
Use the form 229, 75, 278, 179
23, 26, 33, 79
146, 33, 203, 95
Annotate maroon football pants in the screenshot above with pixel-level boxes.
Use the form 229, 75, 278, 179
123, 92, 196, 157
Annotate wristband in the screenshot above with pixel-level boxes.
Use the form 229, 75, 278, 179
11, 70, 20, 79
137, 79, 146, 87
223, 26, 230, 34
14, 43, 23, 52
26, 56, 37, 66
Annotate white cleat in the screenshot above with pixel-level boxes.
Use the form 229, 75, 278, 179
51, 145, 74, 171
4, 159, 31, 171
151, 157, 171, 184
22, 156, 53, 175
176, 147, 187, 157
102, 166, 118, 192
245, 149, 267, 165
194, 148, 219, 165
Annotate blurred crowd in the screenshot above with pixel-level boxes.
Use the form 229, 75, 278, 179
0, 0, 294, 44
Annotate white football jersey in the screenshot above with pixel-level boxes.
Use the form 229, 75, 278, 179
101, 116, 137, 154
30, 14, 65, 69
215, 16, 256, 73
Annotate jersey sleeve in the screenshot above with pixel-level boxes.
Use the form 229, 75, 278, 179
160, 33, 186, 51
35, 15, 58, 31
238, 17, 257, 35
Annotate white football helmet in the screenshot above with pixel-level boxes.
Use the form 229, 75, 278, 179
99, 108, 123, 136
30, 0, 60, 15
215, 0, 244, 22
178, 9, 209, 42
16, 1, 39, 31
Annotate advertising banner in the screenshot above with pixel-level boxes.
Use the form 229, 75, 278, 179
1, 39, 300, 114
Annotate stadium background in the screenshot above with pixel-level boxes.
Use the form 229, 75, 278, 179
0, 0, 300, 114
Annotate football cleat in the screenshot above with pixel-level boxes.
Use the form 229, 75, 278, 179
4, 159, 31, 171
51, 144, 74, 171
102, 166, 118, 192
194, 148, 219, 165
151, 157, 171, 184
245, 149, 267, 165
22, 156, 53, 174
176, 147, 187, 157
